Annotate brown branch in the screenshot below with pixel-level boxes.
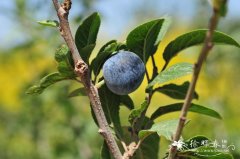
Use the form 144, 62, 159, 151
168, 7, 220, 159
122, 93, 153, 158
123, 141, 141, 158
51, 1, 122, 158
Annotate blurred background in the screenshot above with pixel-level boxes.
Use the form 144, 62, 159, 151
0, 0, 240, 158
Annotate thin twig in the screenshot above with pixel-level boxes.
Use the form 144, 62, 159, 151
145, 68, 150, 82
122, 141, 141, 158
51, 1, 122, 158
150, 54, 158, 80
161, 61, 169, 72
124, 59, 158, 156
124, 92, 153, 158
168, 7, 220, 159
121, 141, 128, 152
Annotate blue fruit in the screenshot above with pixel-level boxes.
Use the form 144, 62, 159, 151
103, 50, 145, 95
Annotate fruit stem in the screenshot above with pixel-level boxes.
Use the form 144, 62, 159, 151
150, 54, 158, 80
96, 80, 105, 89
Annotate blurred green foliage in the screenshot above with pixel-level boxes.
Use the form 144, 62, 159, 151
0, 0, 240, 159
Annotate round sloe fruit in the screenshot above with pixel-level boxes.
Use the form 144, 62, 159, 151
103, 50, 145, 95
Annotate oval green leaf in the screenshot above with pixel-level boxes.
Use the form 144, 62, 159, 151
100, 141, 112, 159
26, 72, 69, 95
163, 29, 240, 63
75, 12, 101, 63
98, 85, 123, 137
126, 18, 170, 63
152, 81, 198, 100
37, 20, 59, 27
120, 95, 134, 110
150, 103, 222, 121
139, 119, 189, 141
91, 40, 118, 76
178, 146, 233, 159
147, 63, 193, 89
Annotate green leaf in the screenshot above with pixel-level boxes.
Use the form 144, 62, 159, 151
139, 119, 189, 141
75, 12, 101, 63
27, 45, 76, 95
128, 102, 150, 132
78, 44, 96, 63
100, 141, 113, 159
153, 81, 198, 100
219, 0, 228, 17
99, 40, 117, 53
143, 20, 165, 62
178, 146, 233, 159
133, 133, 160, 159
120, 95, 134, 110
98, 85, 123, 138
26, 72, 68, 95
163, 29, 240, 63
147, 63, 193, 89
209, 0, 228, 17
37, 20, 59, 27
121, 127, 160, 159
55, 45, 69, 62
55, 45, 75, 78
126, 18, 170, 63
91, 40, 118, 76
68, 87, 86, 98
183, 147, 234, 159
156, 17, 171, 43
128, 100, 148, 124
150, 103, 222, 120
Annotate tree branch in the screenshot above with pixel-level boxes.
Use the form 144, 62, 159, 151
168, 6, 221, 159
123, 141, 141, 158
52, 1, 122, 158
